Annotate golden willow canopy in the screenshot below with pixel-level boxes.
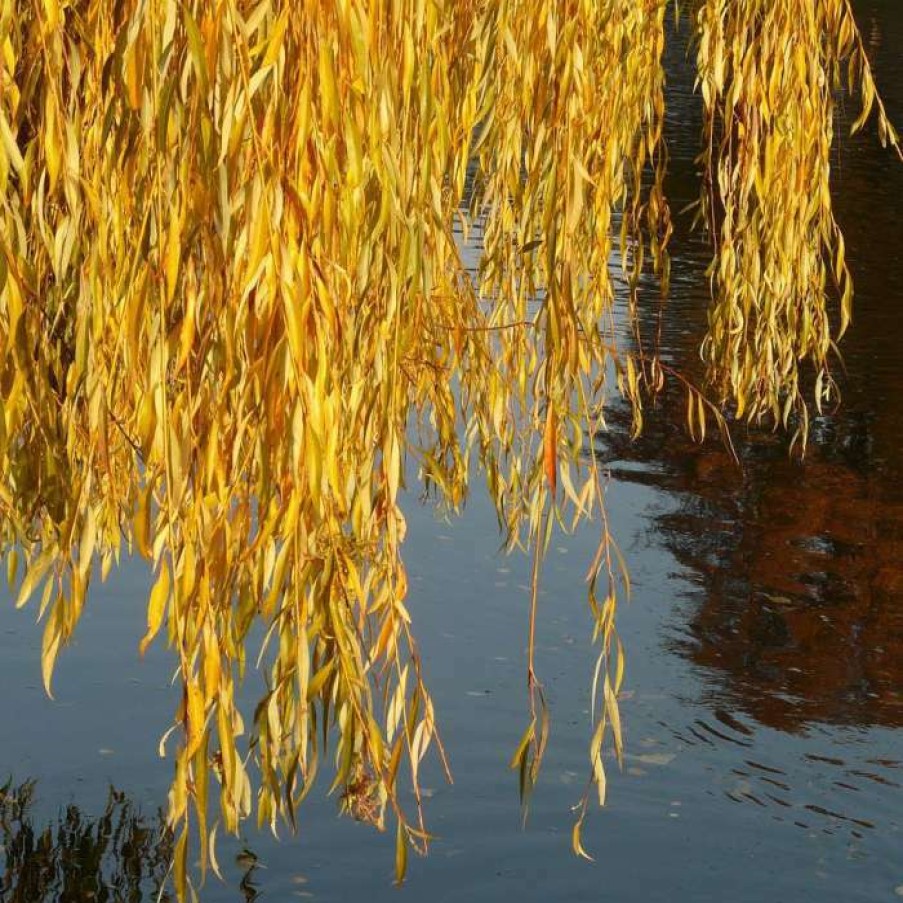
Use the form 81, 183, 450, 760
0, 0, 897, 894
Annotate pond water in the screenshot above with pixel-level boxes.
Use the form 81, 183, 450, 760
2, 3, 903, 900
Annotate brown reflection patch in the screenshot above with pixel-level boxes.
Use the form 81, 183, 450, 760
604, 402, 903, 732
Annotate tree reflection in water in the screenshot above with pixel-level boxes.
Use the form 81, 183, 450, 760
0, 781, 261, 902
603, 404, 903, 733
0, 781, 174, 902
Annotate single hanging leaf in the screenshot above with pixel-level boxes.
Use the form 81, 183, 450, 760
139, 563, 170, 656
164, 214, 182, 303
0, 108, 25, 174
6, 547, 18, 591
41, 611, 62, 698
185, 678, 206, 757
543, 405, 557, 495
509, 719, 535, 770
173, 827, 188, 903
571, 818, 594, 861
183, 7, 209, 94
16, 548, 56, 609
394, 820, 408, 884
45, 93, 61, 190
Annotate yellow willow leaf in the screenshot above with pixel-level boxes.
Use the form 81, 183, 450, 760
572, 819, 594, 861
283, 288, 305, 368
263, 7, 290, 68
44, 92, 61, 190
604, 676, 623, 763
208, 824, 223, 881
173, 827, 188, 903
123, 42, 142, 111
327, 441, 343, 499
183, 6, 209, 94
318, 42, 339, 123
165, 215, 182, 303
168, 422, 186, 507
16, 547, 56, 609
307, 660, 334, 701
591, 723, 607, 806
509, 719, 535, 770
386, 432, 400, 503
177, 286, 198, 373
543, 406, 557, 496
43, 0, 60, 30
0, 107, 24, 174
6, 547, 18, 591
567, 166, 585, 235
41, 610, 62, 698
186, 679, 206, 758
195, 747, 209, 872
244, 206, 270, 289
394, 820, 408, 885
402, 25, 415, 99
78, 506, 97, 579
247, 65, 275, 104
615, 638, 625, 694
136, 392, 157, 457
204, 637, 221, 698
139, 562, 170, 656
133, 482, 153, 559
179, 540, 197, 600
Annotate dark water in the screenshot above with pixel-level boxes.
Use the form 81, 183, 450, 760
2, 4, 903, 900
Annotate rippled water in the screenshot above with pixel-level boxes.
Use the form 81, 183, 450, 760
2, 3, 903, 900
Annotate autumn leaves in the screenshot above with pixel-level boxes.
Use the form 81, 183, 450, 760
0, 0, 897, 896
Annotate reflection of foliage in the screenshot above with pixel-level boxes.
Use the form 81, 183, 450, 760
0, 0, 899, 894
605, 378, 903, 732
235, 848, 261, 903
0, 780, 174, 903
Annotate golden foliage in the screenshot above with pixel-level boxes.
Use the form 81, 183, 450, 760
694, 0, 901, 440
0, 0, 896, 894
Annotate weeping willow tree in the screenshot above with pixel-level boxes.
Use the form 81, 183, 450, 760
0, 0, 898, 895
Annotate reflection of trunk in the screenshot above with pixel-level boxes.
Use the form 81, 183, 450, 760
603, 390, 903, 731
